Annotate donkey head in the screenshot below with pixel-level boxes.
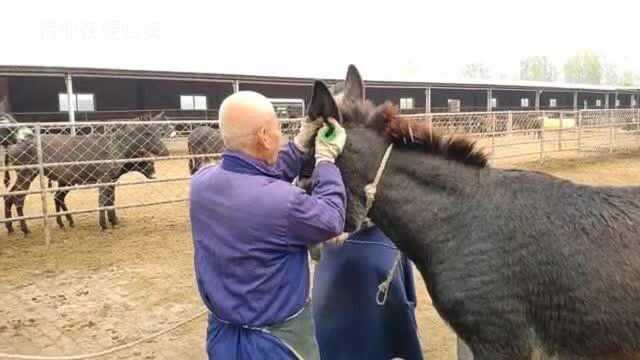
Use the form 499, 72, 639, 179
118, 124, 170, 159
307, 65, 394, 232
308, 65, 488, 232
120, 160, 156, 179
0, 113, 18, 147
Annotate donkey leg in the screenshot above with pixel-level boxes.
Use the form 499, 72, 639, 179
98, 187, 108, 231
11, 170, 37, 235
59, 190, 74, 227
468, 341, 530, 360
105, 186, 118, 227
4, 194, 14, 233
472, 350, 525, 360
53, 191, 65, 229
15, 194, 29, 235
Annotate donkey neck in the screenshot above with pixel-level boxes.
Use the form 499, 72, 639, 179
110, 131, 138, 159
368, 148, 494, 274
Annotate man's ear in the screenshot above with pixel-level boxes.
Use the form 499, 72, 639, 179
308, 81, 341, 124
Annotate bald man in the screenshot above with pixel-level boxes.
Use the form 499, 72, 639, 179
189, 91, 347, 360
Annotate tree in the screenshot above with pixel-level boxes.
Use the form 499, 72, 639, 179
520, 56, 557, 81
602, 63, 635, 86
603, 64, 619, 85
620, 70, 634, 86
462, 63, 490, 80
563, 50, 603, 84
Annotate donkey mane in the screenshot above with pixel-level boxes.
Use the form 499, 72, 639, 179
342, 100, 488, 168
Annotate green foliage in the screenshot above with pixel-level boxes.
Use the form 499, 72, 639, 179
564, 50, 602, 84
520, 56, 557, 81
462, 63, 490, 80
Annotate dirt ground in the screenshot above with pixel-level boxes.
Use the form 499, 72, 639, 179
2, 148, 640, 359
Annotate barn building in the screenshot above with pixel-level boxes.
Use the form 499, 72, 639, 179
0, 65, 638, 123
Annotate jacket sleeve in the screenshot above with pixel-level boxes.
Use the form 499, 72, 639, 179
286, 162, 346, 247
274, 141, 307, 183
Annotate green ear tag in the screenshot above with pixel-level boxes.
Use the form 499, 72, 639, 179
322, 125, 336, 141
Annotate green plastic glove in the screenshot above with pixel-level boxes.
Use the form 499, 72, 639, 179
315, 118, 347, 164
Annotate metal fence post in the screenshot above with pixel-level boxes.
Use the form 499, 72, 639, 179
577, 111, 582, 155
609, 123, 615, 153
607, 111, 615, 154
35, 124, 51, 246
490, 115, 496, 156
539, 111, 545, 162
558, 112, 563, 151
507, 111, 513, 138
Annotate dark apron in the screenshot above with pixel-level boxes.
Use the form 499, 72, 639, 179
207, 302, 320, 360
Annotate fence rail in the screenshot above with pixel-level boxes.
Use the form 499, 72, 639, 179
2, 109, 639, 244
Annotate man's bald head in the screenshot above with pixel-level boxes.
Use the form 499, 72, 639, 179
219, 91, 277, 149
219, 91, 281, 164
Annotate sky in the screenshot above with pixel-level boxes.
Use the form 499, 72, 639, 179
4, 0, 640, 83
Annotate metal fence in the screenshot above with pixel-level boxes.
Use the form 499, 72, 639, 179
399, 108, 640, 163
0, 119, 301, 245
2, 109, 640, 244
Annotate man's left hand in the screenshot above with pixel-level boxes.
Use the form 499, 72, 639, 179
293, 118, 323, 152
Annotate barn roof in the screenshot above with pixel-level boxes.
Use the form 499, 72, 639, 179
0, 65, 637, 93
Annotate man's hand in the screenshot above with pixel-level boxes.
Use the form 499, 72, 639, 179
293, 118, 323, 152
309, 232, 349, 262
325, 232, 349, 248
315, 118, 347, 164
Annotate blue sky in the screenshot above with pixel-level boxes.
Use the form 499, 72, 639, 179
5, 0, 640, 83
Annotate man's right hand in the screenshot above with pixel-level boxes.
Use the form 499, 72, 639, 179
315, 118, 347, 164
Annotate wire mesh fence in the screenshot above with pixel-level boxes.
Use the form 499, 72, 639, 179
1, 109, 639, 244
399, 109, 640, 163
0, 117, 301, 244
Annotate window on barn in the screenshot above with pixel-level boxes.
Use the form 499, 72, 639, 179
632, 97, 637, 107
400, 97, 414, 110
616, 99, 621, 107
447, 99, 461, 113
180, 95, 208, 110
491, 98, 497, 108
76, 94, 95, 111
549, 98, 557, 108
584, 100, 588, 109
520, 98, 529, 108
595, 99, 602, 107
59, 93, 95, 112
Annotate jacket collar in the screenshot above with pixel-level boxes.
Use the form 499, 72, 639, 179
220, 150, 280, 178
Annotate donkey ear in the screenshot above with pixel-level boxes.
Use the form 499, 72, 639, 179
152, 111, 165, 121
308, 80, 341, 123
343, 64, 365, 102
